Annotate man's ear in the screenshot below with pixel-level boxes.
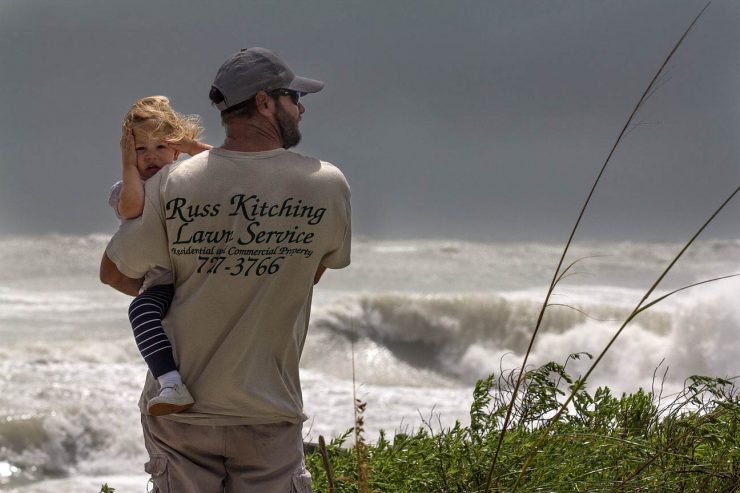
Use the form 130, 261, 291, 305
255, 91, 274, 118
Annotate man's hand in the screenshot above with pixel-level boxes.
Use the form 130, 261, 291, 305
167, 137, 212, 156
100, 253, 143, 296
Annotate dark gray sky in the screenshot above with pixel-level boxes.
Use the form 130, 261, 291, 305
1, 0, 738, 241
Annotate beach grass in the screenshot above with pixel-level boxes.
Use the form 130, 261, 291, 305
304, 360, 739, 492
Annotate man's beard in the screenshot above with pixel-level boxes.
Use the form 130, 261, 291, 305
275, 105, 301, 149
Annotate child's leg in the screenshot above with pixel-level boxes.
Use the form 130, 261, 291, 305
128, 284, 177, 378
130, 284, 194, 416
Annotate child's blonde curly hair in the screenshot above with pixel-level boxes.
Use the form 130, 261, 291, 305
123, 95, 203, 142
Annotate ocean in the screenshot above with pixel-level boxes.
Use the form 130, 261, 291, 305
0, 234, 738, 492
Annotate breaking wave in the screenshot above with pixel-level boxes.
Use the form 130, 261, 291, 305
304, 285, 738, 391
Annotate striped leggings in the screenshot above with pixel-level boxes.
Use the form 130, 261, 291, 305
128, 284, 177, 378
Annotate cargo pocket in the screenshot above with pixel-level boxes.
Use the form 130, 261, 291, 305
144, 454, 170, 493
291, 467, 313, 493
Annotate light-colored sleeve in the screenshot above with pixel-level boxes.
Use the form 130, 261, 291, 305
321, 172, 352, 269
105, 174, 171, 278
108, 181, 123, 220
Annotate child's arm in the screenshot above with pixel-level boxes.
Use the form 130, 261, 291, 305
117, 126, 146, 219
168, 137, 212, 156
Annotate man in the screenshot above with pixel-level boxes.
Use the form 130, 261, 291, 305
100, 47, 351, 492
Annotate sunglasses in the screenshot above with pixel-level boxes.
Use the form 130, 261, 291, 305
269, 88, 302, 105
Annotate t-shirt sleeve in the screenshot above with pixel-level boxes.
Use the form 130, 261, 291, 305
105, 175, 171, 278
321, 174, 352, 269
108, 181, 123, 219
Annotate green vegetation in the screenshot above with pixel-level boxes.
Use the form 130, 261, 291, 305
306, 359, 739, 492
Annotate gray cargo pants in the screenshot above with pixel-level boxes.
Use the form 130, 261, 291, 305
141, 415, 313, 493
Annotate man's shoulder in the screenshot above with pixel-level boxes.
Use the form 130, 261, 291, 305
150, 152, 211, 191
169, 151, 211, 175
286, 151, 348, 182
318, 160, 350, 192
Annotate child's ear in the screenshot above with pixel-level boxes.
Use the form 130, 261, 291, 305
173, 150, 181, 160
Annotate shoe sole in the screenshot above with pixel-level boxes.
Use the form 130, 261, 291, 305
148, 402, 195, 416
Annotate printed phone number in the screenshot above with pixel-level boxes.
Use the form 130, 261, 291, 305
197, 255, 285, 276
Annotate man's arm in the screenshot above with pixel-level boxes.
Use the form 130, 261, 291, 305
100, 252, 143, 296
319, 167, 352, 271
313, 264, 327, 285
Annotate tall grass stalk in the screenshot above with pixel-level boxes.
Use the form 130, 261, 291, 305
510, 186, 739, 491
319, 435, 337, 493
351, 338, 370, 493
482, 3, 712, 491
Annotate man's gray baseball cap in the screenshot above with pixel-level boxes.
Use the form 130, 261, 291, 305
211, 47, 324, 112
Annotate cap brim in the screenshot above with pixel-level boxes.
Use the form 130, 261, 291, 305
287, 76, 324, 95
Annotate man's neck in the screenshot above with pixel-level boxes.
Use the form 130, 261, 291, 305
221, 117, 284, 152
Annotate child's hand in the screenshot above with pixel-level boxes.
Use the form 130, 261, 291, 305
120, 126, 137, 170
167, 137, 212, 156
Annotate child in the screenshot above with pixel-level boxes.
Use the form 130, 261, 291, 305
110, 96, 211, 415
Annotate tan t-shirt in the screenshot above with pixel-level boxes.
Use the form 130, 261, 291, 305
106, 148, 351, 425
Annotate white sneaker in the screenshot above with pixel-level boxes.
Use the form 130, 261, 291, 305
147, 383, 195, 416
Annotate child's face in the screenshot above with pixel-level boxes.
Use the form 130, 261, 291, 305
133, 124, 178, 180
